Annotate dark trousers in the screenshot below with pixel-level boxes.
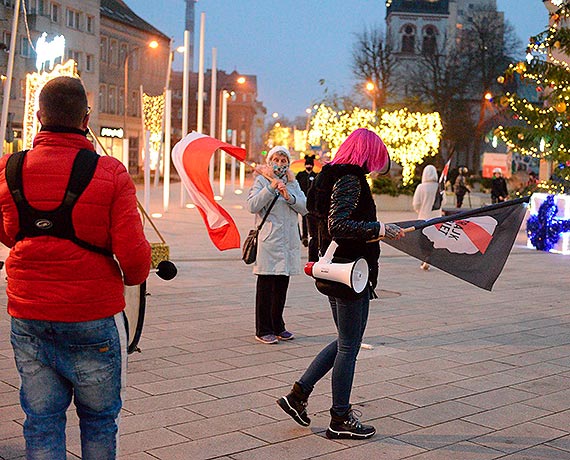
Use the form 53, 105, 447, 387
255, 275, 290, 337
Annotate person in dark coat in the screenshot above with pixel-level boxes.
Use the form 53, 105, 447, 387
454, 167, 470, 208
295, 155, 319, 260
491, 168, 508, 203
277, 128, 404, 440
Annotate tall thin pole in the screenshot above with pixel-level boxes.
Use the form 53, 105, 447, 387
196, 12, 205, 133
209, 47, 217, 185
219, 90, 228, 196
180, 29, 190, 207
0, 0, 21, 152
163, 89, 172, 212
230, 130, 237, 192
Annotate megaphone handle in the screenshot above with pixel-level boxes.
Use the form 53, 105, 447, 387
366, 226, 415, 243
321, 240, 338, 263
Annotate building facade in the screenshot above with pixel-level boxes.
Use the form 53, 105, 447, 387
98, 0, 170, 174
0, 0, 100, 153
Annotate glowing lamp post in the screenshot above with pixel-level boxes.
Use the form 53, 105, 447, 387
123, 40, 159, 165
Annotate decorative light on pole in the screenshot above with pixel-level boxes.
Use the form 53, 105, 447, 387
123, 40, 158, 166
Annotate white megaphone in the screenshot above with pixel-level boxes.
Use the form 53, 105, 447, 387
304, 241, 369, 294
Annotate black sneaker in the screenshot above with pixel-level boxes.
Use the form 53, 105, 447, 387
326, 407, 375, 440
277, 383, 311, 426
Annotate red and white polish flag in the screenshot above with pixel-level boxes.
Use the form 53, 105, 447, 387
172, 132, 246, 251
383, 197, 530, 291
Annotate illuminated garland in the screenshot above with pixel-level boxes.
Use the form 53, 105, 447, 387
142, 92, 165, 171
496, 3, 570, 181
527, 194, 570, 251
308, 104, 442, 184
23, 60, 77, 149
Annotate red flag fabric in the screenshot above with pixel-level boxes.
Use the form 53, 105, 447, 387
383, 197, 530, 291
171, 132, 246, 250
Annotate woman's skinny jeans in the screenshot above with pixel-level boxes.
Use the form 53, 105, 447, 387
298, 294, 369, 415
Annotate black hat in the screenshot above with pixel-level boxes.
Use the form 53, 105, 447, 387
304, 154, 315, 166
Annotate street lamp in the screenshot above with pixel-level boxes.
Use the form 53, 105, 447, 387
365, 81, 376, 112
123, 39, 159, 165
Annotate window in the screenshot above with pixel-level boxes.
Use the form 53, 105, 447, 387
119, 43, 128, 65
66, 8, 80, 29
86, 15, 94, 34
401, 24, 416, 54
50, 2, 59, 22
109, 39, 118, 66
118, 90, 124, 115
85, 54, 93, 72
100, 36, 108, 63
27, 0, 45, 15
99, 84, 107, 113
108, 86, 117, 114
20, 37, 31, 57
67, 49, 81, 69
422, 26, 437, 55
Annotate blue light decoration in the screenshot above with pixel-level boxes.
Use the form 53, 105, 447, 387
527, 194, 570, 253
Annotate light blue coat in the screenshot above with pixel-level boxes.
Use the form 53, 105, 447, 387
247, 175, 307, 275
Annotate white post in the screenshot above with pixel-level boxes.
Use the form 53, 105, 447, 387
209, 47, 217, 186
239, 143, 245, 189
180, 29, 190, 207
231, 130, 236, 191
121, 138, 129, 170
219, 90, 228, 196
163, 89, 172, 212
0, 0, 21, 152
144, 130, 151, 213
196, 12, 205, 134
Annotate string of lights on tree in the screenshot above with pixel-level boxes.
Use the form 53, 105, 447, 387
307, 104, 442, 184
496, 2, 570, 183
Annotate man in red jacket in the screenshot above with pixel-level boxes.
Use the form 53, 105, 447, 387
0, 77, 151, 459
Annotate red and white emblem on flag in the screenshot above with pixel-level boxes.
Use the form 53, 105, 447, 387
422, 216, 498, 254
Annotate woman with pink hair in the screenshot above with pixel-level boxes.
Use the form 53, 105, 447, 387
277, 128, 404, 439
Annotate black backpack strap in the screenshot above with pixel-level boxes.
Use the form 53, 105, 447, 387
5, 150, 28, 205
63, 149, 100, 207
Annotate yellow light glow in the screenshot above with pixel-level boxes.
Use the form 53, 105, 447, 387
308, 104, 442, 184
237, 76, 246, 84
142, 92, 165, 171
24, 59, 78, 149
366, 82, 375, 91
149, 40, 159, 49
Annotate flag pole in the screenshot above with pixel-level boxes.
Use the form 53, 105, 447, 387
368, 196, 531, 242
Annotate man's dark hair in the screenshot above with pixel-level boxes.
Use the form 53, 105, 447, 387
38, 76, 89, 128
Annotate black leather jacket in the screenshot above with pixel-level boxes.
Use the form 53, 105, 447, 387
307, 164, 381, 288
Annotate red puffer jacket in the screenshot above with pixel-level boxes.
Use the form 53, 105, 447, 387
0, 130, 151, 322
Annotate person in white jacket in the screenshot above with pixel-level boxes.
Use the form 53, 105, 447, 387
412, 164, 445, 270
247, 146, 307, 344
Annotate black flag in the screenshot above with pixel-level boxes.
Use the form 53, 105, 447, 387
383, 197, 530, 291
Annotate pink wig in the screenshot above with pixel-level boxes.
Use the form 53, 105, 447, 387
330, 128, 390, 174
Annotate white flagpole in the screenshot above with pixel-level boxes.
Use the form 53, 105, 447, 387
230, 130, 236, 192
219, 90, 228, 196
163, 89, 172, 212
196, 12, 205, 134
209, 47, 217, 186
0, 0, 21, 153
180, 30, 191, 208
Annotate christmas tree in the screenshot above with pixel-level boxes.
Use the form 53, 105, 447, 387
497, 0, 570, 192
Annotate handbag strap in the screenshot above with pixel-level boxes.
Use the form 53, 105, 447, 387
257, 194, 279, 230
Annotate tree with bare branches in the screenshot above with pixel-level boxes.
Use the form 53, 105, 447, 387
351, 26, 396, 109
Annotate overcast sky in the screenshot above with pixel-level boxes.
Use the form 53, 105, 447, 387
130, 1, 549, 120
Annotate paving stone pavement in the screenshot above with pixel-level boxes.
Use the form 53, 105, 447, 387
1, 180, 570, 459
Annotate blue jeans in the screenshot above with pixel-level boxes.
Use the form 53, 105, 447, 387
10, 314, 127, 460
298, 294, 369, 415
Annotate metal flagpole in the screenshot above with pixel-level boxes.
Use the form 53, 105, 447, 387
180, 29, 190, 207
196, 12, 205, 134
209, 47, 217, 186
0, 0, 21, 153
